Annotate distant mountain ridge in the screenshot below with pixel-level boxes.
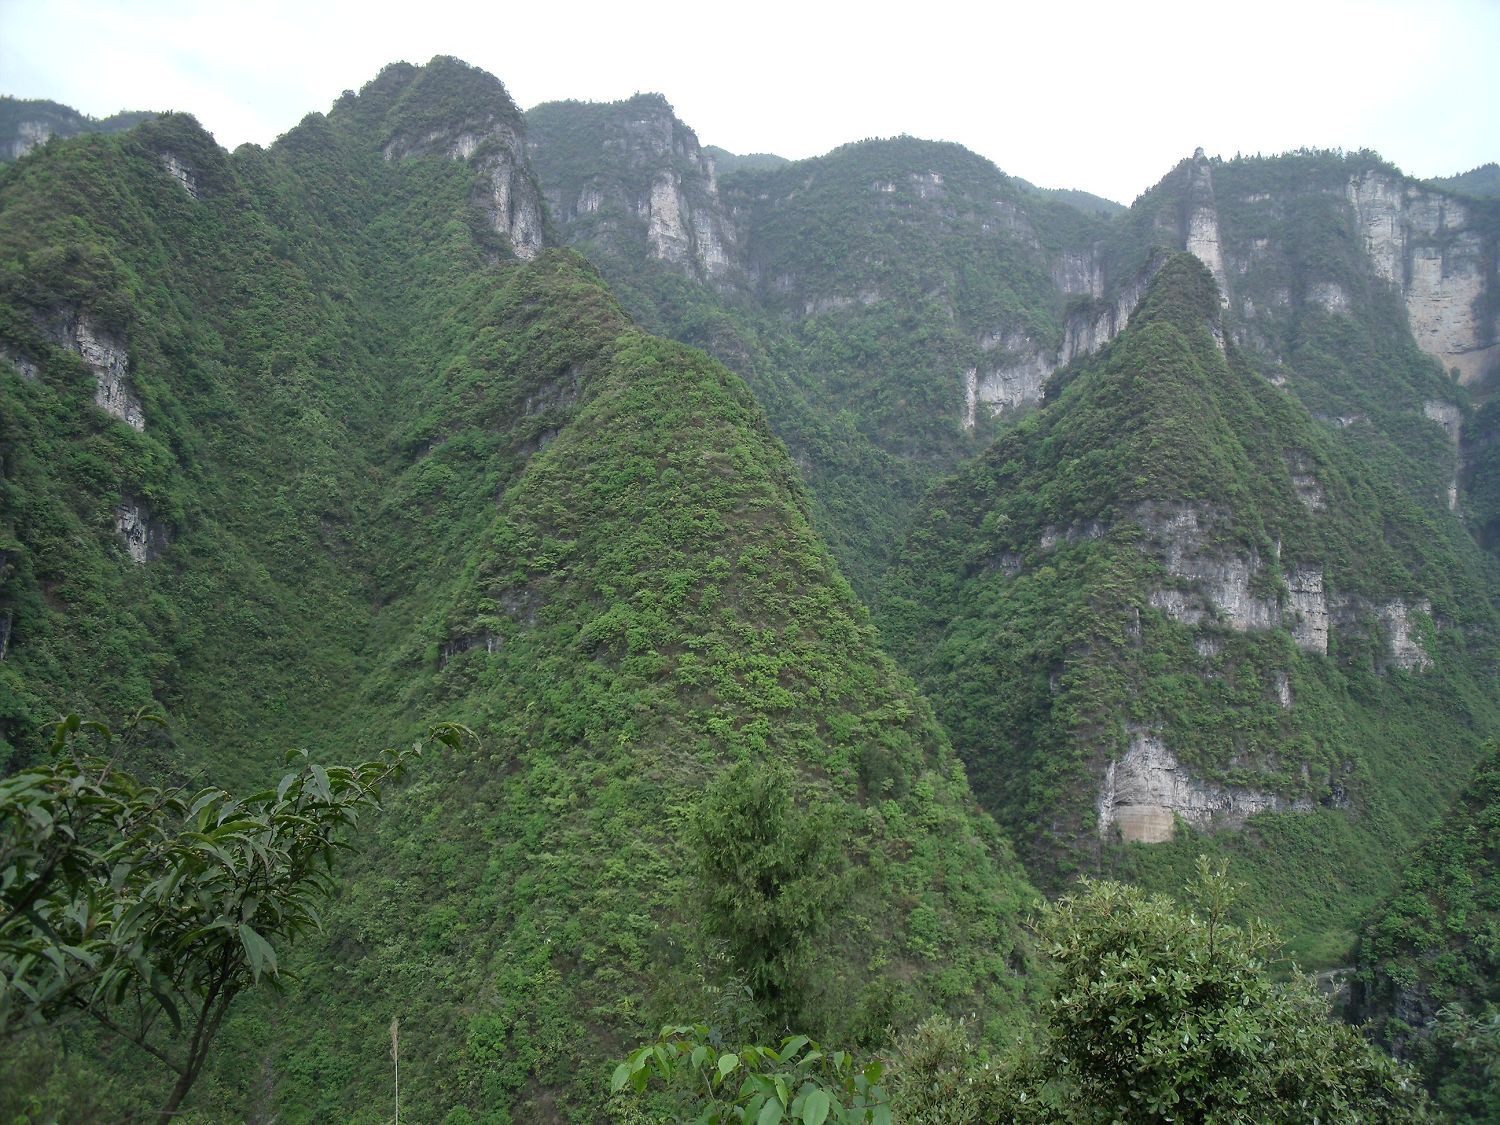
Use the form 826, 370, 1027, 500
0, 96, 155, 162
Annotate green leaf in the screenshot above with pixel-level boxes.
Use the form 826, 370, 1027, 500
309, 764, 331, 802
610, 1062, 631, 1093
757, 1098, 784, 1125
238, 922, 277, 982
802, 1089, 830, 1125
717, 1052, 739, 1080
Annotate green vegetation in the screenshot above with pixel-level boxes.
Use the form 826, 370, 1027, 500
0, 62, 1039, 1119
1351, 742, 1500, 1121
612, 1026, 892, 1124
620, 861, 1430, 1123
4, 56, 1499, 1119
984, 861, 1430, 1122
0, 96, 155, 162
1427, 163, 1500, 199
702, 145, 792, 175
527, 105, 1120, 595
880, 254, 1500, 957
0, 714, 457, 1122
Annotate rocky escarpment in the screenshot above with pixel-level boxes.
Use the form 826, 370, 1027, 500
3, 119, 53, 162
16, 309, 146, 431
1135, 500, 1431, 669
1179, 148, 1231, 304
72, 316, 144, 431
527, 94, 739, 283
963, 256, 1166, 427
156, 152, 200, 199
1347, 168, 1498, 386
376, 62, 544, 260
0, 98, 156, 164
1097, 729, 1315, 843
1423, 400, 1463, 509
115, 497, 168, 564
384, 123, 542, 260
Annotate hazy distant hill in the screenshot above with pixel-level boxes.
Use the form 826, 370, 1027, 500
0, 95, 155, 162
1427, 162, 1500, 199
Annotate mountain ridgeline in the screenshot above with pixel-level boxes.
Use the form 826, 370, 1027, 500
1, 53, 1498, 1121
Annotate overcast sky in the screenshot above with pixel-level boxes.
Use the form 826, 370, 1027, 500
2, 0, 1496, 204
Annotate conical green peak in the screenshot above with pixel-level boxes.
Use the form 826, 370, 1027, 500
1128, 250, 1225, 339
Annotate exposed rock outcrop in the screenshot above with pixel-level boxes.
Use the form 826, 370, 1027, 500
1285, 565, 1329, 654
964, 259, 1164, 427
157, 152, 200, 198
385, 120, 543, 259
1182, 149, 1231, 305
439, 631, 500, 666
1288, 452, 1326, 511
1423, 400, 1463, 509
1137, 503, 1279, 632
1346, 169, 1498, 385
5, 119, 53, 162
382, 69, 544, 261
1096, 729, 1312, 843
1424, 400, 1462, 446
115, 497, 167, 564
6, 312, 145, 430
44, 313, 145, 431
1378, 599, 1433, 671
532, 95, 739, 283
1132, 504, 1414, 663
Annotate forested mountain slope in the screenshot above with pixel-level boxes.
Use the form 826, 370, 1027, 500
528, 98, 1499, 597
526, 98, 1123, 594
0, 58, 1039, 1121
880, 253, 1500, 962
1350, 741, 1500, 1121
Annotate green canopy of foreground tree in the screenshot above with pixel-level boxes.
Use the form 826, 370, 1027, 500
985, 858, 1431, 1124
0, 713, 464, 1123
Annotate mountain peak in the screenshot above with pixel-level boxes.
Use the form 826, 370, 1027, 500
1129, 250, 1225, 338
322, 56, 545, 259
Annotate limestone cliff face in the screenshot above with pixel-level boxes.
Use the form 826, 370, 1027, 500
1133, 499, 1431, 670
1346, 169, 1497, 386
156, 152, 200, 199
1132, 153, 1497, 397
0, 99, 156, 164
964, 256, 1165, 427
4, 120, 53, 162
528, 95, 740, 283
73, 316, 144, 431
115, 497, 168, 564
1097, 729, 1314, 843
384, 116, 543, 260
1181, 149, 1231, 304
368, 61, 545, 260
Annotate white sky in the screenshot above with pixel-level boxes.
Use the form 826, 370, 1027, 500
2, 0, 1496, 204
